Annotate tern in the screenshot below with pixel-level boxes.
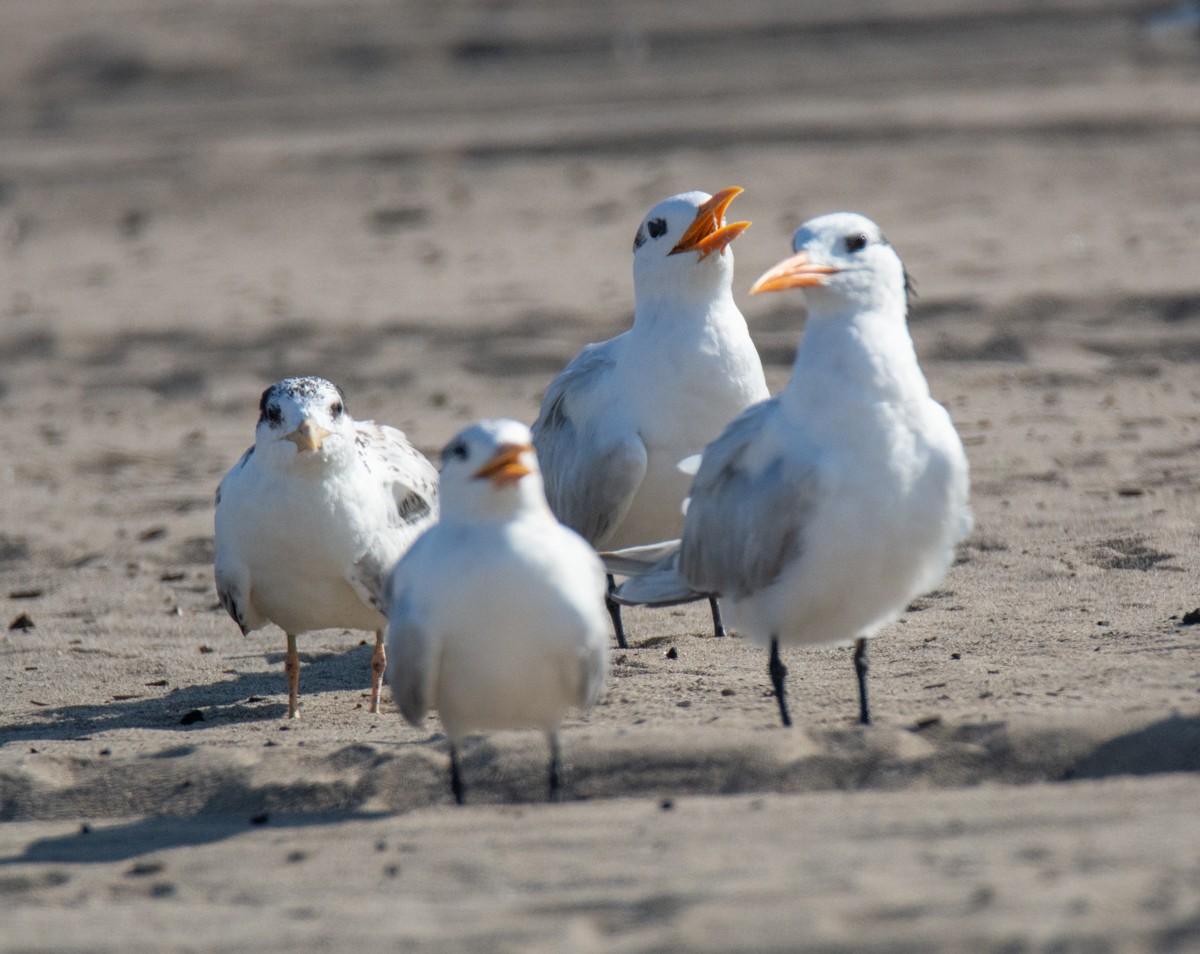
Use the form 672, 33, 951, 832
385, 419, 609, 804
616, 213, 972, 726
533, 188, 768, 647
214, 376, 438, 719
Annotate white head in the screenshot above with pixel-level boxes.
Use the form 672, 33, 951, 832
749, 212, 909, 319
438, 418, 547, 521
254, 376, 358, 473
631, 188, 750, 309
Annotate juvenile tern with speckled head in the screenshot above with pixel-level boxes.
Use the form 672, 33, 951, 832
533, 188, 767, 646
214, 376, 438, 719
385, 419, 609, 805
616, 213, 972, 726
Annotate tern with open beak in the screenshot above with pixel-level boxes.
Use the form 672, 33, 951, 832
214, 376, 438, 719
532, 189, 768, 647
385, 419, 609, 805
616, 213, 972, 726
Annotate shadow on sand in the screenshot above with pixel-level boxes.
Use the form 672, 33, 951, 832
0, 644, 382, 746
0, 811, 389, 866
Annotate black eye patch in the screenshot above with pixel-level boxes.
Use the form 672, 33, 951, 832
844, 233, 869, 253
262, 403, 283, 427
647, 218, 668, 239
446, 441, 468, 462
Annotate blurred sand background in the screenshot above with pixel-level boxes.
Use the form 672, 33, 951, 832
2, 0, 1200, 950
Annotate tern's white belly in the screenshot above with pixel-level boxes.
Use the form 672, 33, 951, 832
229, 464, 392, 635
729, 433, 964, 650
251, 557, 384, 635
425, 534, 606, 741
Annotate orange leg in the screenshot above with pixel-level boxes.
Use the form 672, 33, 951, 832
285, 632, 302, 719
369, 630, 386, 714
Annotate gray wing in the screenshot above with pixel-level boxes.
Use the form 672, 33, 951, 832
610, 551, 704, 607
603, 540, 704, 607
384, 575, 440, 729
680, 399, 819, 601
348, 422, 439, 610
213, 450, 266, 634
578, 636, 610, 712
346, 547, 392, 615
355, 421, 439, 529
532, 341, 646, 545
214, 446, 253, 508
214, 566, 252, 635
598, 540, 683, 577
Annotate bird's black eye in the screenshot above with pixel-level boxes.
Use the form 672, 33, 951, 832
264, 404, 283, 427
330, 400, 343, 418
446, 441, 468, 462
647, 217, 668, 239
844, 232, 869, 253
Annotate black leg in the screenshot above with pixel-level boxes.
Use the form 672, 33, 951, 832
548, 732, 562, 803
853, 637, 871, 726
768, 637, 792, 727
709, 596, 727, 638
606, 574, 628, 649
450, 743, 465, 805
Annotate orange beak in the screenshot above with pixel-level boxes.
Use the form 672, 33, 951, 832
284, 418, 331, 452
473, 443, 534, 486
669, 187, 751, 261
749, 251, 839, 294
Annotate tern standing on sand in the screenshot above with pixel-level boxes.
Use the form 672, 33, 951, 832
618, 213, 972, 726
214, 377, 438, 719
385, 419, 609, 805
533, 188, 768, 646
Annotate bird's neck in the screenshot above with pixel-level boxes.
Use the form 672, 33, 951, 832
265, 440, 355, 479
443, 479, 555, 527
631, 282, 740, 340
784, 299, 928, 407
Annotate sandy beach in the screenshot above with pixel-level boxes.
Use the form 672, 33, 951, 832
2, 1, 1199, 950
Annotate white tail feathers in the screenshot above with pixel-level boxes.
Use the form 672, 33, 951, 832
598, 540, 707, 607
598, 539, 682, 577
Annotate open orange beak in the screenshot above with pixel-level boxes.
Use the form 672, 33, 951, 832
473, 443, 534, 486
669, 187, 751, 261
749, 251, 839, 294
284, 418, 331, 452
